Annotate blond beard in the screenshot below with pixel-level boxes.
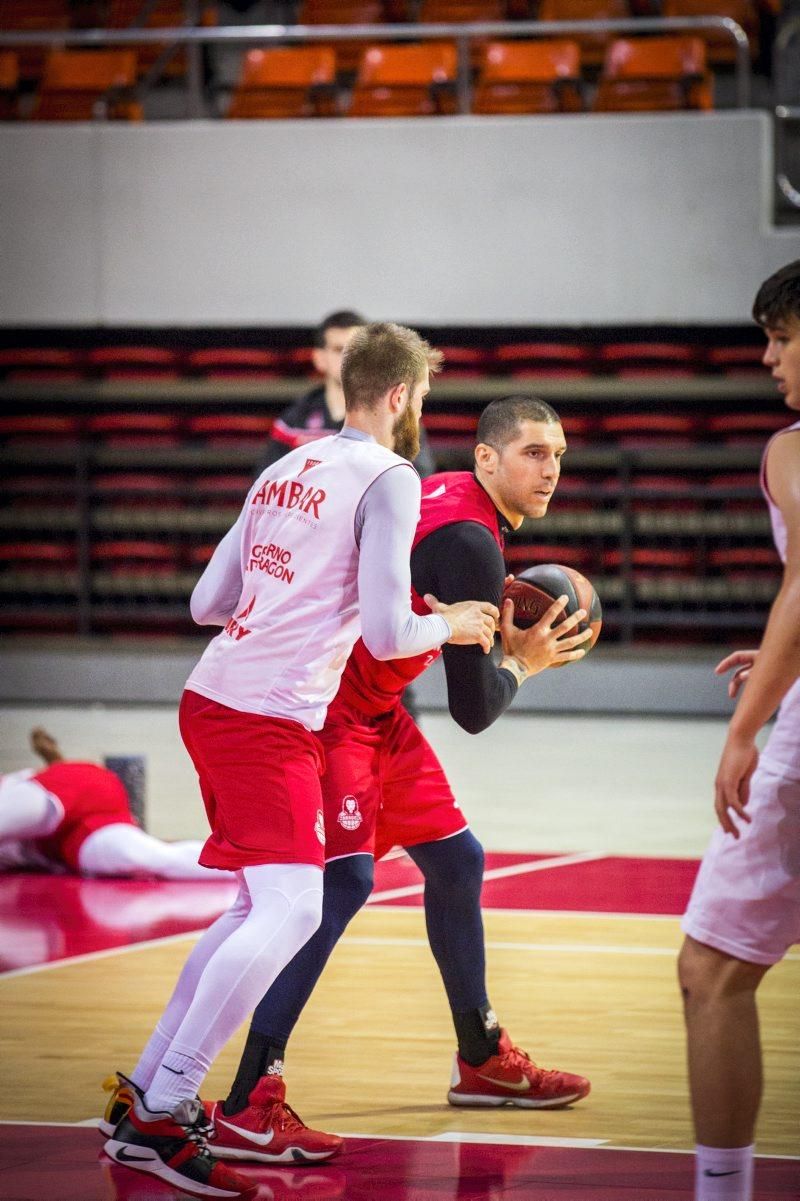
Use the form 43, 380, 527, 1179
392, 404, 421, 462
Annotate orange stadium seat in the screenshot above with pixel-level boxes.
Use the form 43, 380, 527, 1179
0, 50, 18, 119
0, 1, 71, 82
108, 0, 217, 81
473, 39, 583, 113
662, 0, 758, 64
418, 0, 505, 18
536, 0, 630, 68
30, 50, 142, 120
593, 36, 713, 111
296, 1, 385, 73
350, 41, 459, 116
227, 47, 338, 119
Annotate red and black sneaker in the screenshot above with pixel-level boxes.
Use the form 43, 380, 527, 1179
104, 1094, 258, 1199
447, 1028, 591, 1109
204, 1075, 343, 1164
99, 1071, 142, 1137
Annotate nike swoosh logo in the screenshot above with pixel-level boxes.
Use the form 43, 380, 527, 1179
163, 1066, 185, 1075
704, 1170, 741, 1178
115, 1146, 156, 1163
215, 1114, 275, 1147
424, 485, 446, 499
476, 1072, 530, 1092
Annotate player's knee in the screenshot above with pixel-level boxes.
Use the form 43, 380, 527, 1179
324, 854, 374, 918
678, 936, 766, 1009
408, 829, 484, 897
290, 887, 324, 947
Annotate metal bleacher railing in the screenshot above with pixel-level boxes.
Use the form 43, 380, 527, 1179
0, 14, 753, 114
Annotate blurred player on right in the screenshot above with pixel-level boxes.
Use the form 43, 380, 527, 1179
679, 260, 800, 1201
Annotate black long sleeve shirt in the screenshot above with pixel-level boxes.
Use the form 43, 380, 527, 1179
410, 518, 518, 735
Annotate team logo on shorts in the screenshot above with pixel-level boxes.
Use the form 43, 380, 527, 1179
337, 795, 363, 831
314, 810, 325, 845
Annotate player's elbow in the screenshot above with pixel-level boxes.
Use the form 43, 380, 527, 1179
362, 630, 401, 661
449, 699, 490, 736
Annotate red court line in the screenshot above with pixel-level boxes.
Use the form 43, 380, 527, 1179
370, 852, 701, 915
1, 1125, 797, 1201
0, 854, 699, 974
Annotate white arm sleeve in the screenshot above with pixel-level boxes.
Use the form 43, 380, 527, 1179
356, 465, 452, 661
189, 509, 246, 626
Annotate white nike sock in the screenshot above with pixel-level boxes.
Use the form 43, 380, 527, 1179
129, 1022, 172, 1093
146, 1050, 209, 1114
696, 1144, 754, 1201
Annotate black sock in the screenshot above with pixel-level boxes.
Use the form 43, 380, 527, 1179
222, 1031, 287, 1116
453, 1003, 501, 1067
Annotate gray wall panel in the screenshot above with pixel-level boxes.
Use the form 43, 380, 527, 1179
2, 112, 800, 326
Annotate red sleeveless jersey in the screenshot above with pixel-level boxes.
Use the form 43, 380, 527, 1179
332, 472, 504, 718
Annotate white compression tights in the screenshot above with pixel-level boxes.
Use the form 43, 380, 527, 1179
135, 861, 323, 1112
77, 824, 232, 880
0, 776, 62, 842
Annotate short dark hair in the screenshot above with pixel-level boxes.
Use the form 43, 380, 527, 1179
342, 322, 442, 412
314, 310, 368, 347
752, 261, 800, 328
477, 395, 561, 450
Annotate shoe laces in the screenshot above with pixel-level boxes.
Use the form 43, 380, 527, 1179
256, 1097, 308, 1134
173, 1098, 215, 1149
498, 1042, 547, 1084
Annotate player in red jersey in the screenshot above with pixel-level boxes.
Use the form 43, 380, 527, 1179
100, 395, 592, 1161
0, 728, 229, 880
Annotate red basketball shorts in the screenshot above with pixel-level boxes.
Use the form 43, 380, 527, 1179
320, 698, 467, 862
179, 689, 326, 870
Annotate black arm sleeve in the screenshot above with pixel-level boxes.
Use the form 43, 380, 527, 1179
410, 521, 518, 735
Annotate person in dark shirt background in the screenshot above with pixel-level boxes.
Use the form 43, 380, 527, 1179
259, 309, 436, 478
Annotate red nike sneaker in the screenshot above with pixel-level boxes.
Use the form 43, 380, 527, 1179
204, 1075, 343, 1163
447, 1029, 591, 1108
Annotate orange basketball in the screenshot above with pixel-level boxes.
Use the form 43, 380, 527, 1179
503, 564, 602, 655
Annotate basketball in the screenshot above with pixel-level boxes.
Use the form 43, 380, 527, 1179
503, 564, 602, 654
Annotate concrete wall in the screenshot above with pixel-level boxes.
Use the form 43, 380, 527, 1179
2, 111, 800, 327
0, 641, 738, 717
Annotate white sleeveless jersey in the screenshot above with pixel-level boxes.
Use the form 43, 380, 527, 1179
187, 433, 415, 729
759, 418, 800, 779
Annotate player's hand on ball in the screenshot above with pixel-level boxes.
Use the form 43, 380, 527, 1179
499, 594, 589, 679
714, 649, 759, 699
425, 594, 499, 655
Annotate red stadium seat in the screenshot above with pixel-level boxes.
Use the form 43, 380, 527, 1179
85, 413, 182, 446
474, 40, 583, 115
0, 347, 85, 381
0, 50, 18, 118
0, 541, 76, 564
187, 348, 287, 378
0, 415, 80, 441
598, 341, 700, 376
186, 415, 273, 443
705, 412, 792, 442
603, 547, 698, 569
505, 542, 592, 567
599, 413, 697, 445
592, 37, 713, 112
350, 42, 459, 116
436, 346, 492, 378
709, 546, 781, 569
706, 345, 765, 373
87, 346, 182, 379
226, 47, 338, 119
495, 342, 593, 378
